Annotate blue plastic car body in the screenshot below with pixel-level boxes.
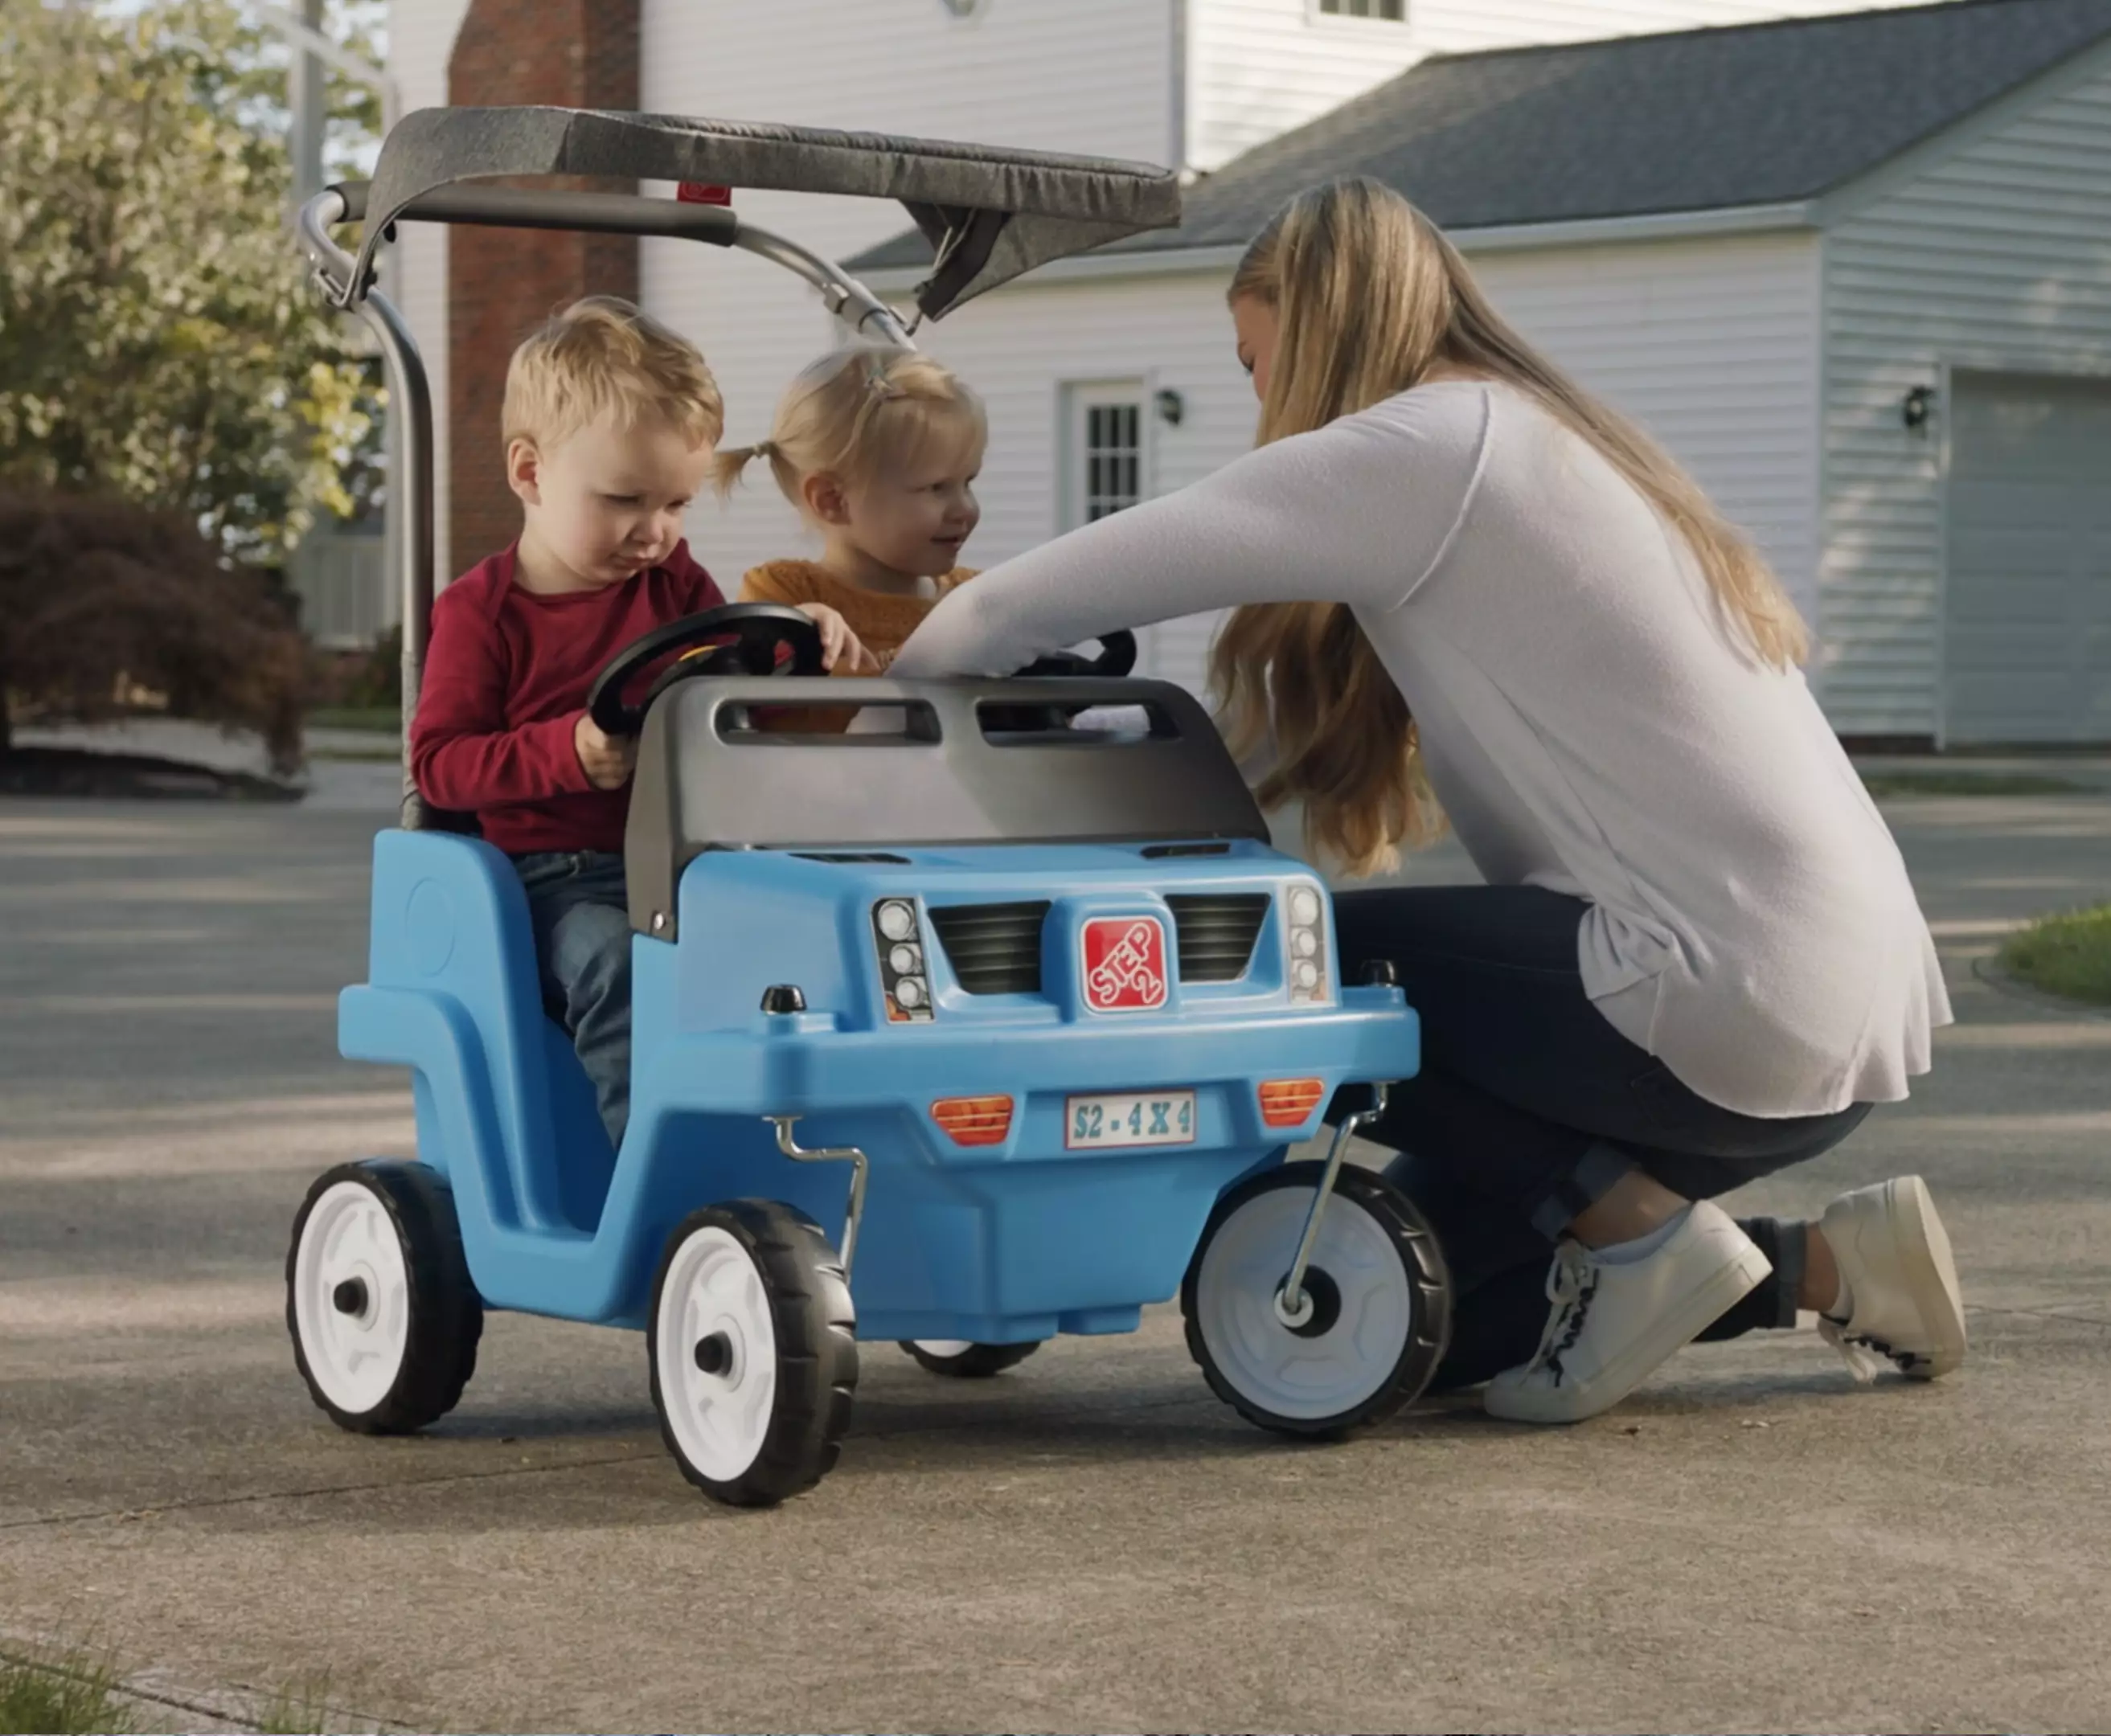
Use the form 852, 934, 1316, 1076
338, 676, 1420, 1348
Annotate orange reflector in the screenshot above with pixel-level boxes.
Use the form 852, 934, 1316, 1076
931, 1095, 1015, 1147
1258, 1078, 1326, 1128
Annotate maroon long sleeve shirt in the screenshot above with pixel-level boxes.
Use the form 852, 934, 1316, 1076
409, 542, 726, 855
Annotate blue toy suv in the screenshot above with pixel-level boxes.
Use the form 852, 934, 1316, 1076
287, 108, 1451, 1507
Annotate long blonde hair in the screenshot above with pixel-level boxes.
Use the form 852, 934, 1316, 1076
1213, 177, 1810, 876
714, 342, 985, 510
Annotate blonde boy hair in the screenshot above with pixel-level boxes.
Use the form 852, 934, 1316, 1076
502, 295, 724, 452
713, 343, 984, 509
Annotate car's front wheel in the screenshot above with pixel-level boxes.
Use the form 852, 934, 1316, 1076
649, 1200, 858, 1506
1183, 1165, 1449, 1438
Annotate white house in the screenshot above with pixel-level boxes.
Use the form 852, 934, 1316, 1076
385, 0, 2111, 744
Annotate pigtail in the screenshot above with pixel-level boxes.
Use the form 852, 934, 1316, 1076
711, 439, 776, 499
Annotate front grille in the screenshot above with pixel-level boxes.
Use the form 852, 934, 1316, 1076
1167, 893, 1270, 984
928, 902, 1050, 994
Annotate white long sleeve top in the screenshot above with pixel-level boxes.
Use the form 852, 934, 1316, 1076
891, 380, 1949, 1118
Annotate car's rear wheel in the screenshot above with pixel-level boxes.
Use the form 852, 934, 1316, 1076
288, 1161, 482, 1435
649, 1200, 858, 1507
898, 1339, 1043, 1378
1183, 1165, 1449, 1438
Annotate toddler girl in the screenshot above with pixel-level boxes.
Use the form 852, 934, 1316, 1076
719, 344, 986, 674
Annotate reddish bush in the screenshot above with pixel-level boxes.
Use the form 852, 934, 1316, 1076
0, 492, 307, 772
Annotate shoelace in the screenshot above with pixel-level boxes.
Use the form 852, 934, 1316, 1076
1527, 1242, 1601, 1387
1817, 1314, 1904, 1384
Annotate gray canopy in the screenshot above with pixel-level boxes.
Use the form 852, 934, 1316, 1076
354, 107, 1183, 320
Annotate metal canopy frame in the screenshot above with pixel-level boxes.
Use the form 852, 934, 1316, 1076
293, 110, 1181, 829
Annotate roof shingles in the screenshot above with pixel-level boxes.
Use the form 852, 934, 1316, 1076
851, 0, 2111, 272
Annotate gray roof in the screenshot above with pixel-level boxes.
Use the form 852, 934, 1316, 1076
851, 0, 2111, 274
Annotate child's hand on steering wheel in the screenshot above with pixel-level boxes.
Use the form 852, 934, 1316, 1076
795, 603, 879, 675
573, 712, 638, 790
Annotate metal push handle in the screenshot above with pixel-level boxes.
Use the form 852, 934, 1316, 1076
1276, 960, 1404, 1329
767, 1116, 870, 1280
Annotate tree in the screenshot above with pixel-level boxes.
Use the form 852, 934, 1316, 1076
0, 492, 308, 771
0, 0, 380, 563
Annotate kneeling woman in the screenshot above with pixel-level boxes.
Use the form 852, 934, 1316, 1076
890, 177, 1965, 1423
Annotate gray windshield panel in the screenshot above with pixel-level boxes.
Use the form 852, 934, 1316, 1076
625, 677, 1269, 938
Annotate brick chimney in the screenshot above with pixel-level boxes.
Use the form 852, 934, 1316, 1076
445, 0, 641, 574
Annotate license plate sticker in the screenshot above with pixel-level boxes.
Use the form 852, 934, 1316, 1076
1065, 1090, 1196, 1149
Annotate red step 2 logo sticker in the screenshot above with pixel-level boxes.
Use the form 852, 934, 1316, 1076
677, 182, 733, 206
1081, 916, 1168, 1013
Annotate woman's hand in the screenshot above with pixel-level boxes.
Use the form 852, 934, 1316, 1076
796, 603, 879, 674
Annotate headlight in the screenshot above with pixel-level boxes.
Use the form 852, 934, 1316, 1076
871, 899, 934, 1022
1285, 881, 1330, 1005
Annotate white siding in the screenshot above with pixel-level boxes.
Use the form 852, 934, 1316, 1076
1188, 1, 1951, 174
1188, 1, 1423, 172
384, 0, 472, 579
638, 0, 1176, 583
904, 228, 1821, 702
1821, 50, 2111, 737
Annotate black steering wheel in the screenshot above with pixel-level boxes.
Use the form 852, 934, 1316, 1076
1013, 630, 1137, 681
585, 604, 825, 736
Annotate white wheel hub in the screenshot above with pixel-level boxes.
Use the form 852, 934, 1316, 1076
293, 1179, 412, 1415
912, 1341, 974, 1358
1194, 1182, 1412, 1422
655, 1226, 777, 1484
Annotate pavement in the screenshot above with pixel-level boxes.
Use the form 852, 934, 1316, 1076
2, 756, 2109, 1735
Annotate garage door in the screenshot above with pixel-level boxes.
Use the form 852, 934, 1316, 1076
1943, 372, 2111, 743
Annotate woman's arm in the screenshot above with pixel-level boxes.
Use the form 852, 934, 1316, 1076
889, 384, 1490, 678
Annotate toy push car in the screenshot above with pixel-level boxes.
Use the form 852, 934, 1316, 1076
287, 108, 1451, 1505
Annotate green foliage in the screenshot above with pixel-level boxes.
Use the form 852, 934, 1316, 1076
2001, 904, 2111, 1007
0, 1644, 135, 1736
0, 0, 382, 562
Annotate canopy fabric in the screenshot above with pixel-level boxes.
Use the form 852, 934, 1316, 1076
354, 107, 1182, 319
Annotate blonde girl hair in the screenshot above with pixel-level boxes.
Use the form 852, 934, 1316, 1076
502, 295, 723, 451
713, 343, 986, 508
1214, 176, 1810, 876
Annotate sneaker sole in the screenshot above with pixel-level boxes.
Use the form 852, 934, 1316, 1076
1484, 1237, 1773, 1425
1854, 1176, 1967, 1380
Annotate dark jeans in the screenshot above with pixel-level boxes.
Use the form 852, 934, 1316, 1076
1331, 886, 1871, 1390
514, 850, 633, 1151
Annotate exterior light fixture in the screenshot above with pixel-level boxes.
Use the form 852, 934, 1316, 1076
1155, 387, 1185, 426
1902, 385, 1935, 433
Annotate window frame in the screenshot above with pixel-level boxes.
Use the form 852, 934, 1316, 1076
1057, 378, 1153, 536
1310, 0, 1408, 23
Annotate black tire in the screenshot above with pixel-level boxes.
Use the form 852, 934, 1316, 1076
286, 1161, 483, 1435
1182, 1164, 1450, 1439
897, 1339, 1043, 1378
647, 1200, 858, 1508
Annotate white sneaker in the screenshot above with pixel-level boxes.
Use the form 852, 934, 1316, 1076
1817, 1176, 1966, 1382
1486, 1201, 1773, 1424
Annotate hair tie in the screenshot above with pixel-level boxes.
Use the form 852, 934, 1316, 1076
864, 366, 903, 402
752, 438, 777, 458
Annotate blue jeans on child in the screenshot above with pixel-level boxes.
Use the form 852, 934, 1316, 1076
514, 850, 633, 1150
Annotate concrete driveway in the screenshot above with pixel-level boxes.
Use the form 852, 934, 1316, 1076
2, 780, 2108, 1734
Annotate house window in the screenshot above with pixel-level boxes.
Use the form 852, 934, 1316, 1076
1318, 0, 1406, 18
1063, 382, 1148, 530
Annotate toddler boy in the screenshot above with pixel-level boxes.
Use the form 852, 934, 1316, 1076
412, 297, 864, 1149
